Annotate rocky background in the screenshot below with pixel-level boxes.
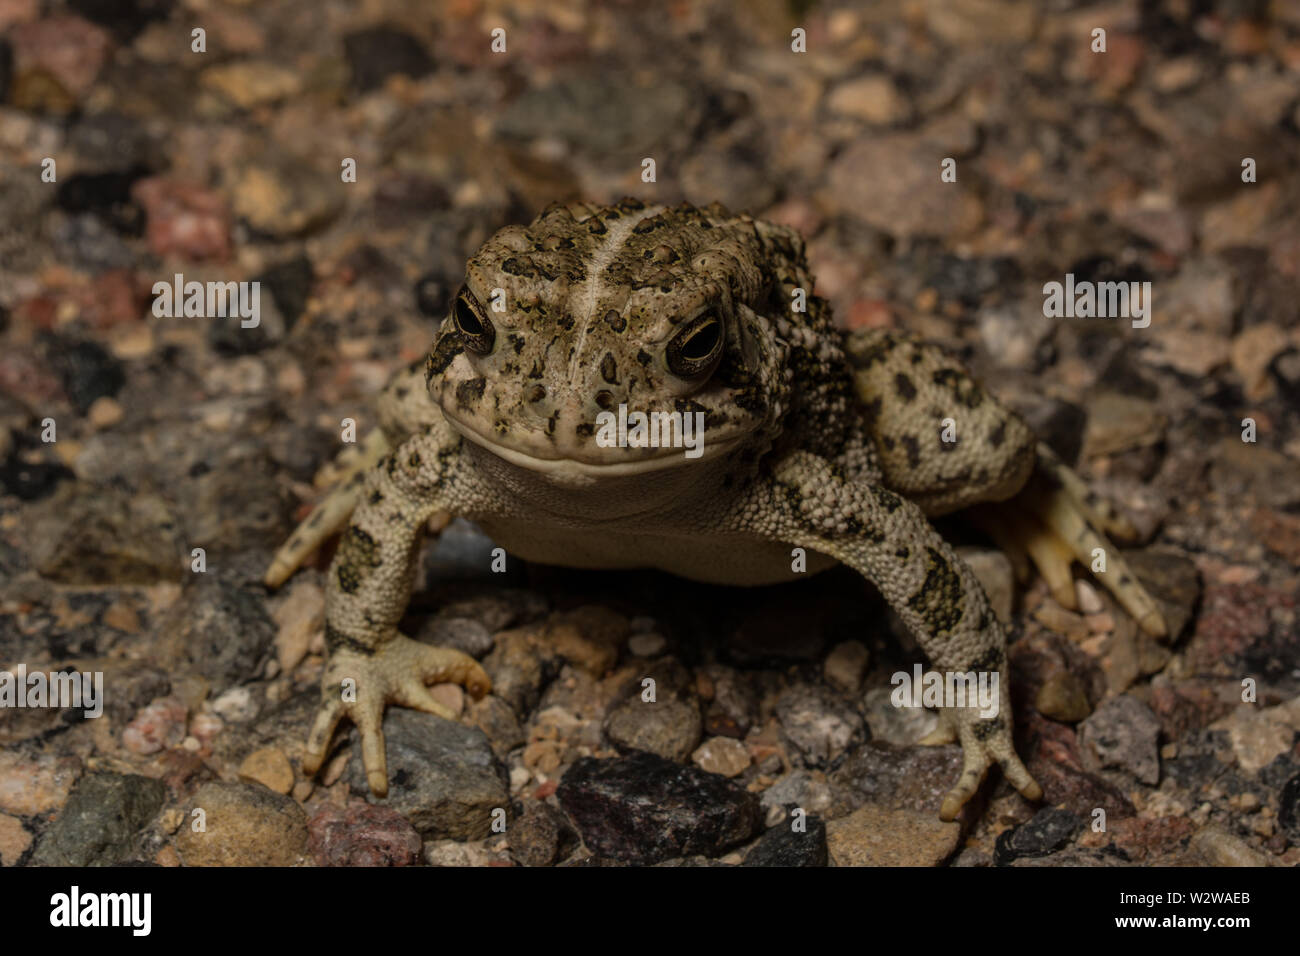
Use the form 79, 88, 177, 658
1, 0, 1298, 867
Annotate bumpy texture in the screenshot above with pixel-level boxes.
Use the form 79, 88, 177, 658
275, 199, 1055, 818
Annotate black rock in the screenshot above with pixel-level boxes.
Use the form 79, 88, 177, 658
54, 168, 147, 236
1278, 774, 1300, 844
995, 807, 1083, 865
42, 335, 126, 413
67, 0, 173, 41
0, 39, 11, 104
0, 458, 75, 501
345, 709, 509, 841
557, 751, 763, 864
256, 255, 314, 329
30, 772, 166, 866
343, 27, 433, 93
742, 817, 828, 866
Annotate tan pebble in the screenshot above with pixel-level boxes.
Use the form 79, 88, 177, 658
87, 396, 124, 429
154, 845, 182, 867
101, 601, 141, 633
291, 780, 314, 804
0, 813, 32, 866
159, 808, 185, 833
238, 747, 294, 794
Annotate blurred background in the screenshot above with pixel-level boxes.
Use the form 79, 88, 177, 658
1, 0, 1298, 868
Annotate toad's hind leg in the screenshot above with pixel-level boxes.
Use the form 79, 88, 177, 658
264, 359, 441, 588
846, 328, 1166, 638
844, 328, 1037, 516
1016, 446, 1166, 636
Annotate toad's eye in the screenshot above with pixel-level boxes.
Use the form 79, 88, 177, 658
665, 310, 724, 379
453, 287, 495, 355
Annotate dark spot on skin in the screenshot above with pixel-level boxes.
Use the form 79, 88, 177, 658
456, 377, 486, 407
882, 435, 896, 450
895, 546, 910, 560
600, 352, 618, 385
395, 385, 409, 399
501, 257, 531, 277
971, 642, 1004, 669
528, 359, 544, 379
636, 349, 652, 367
408, 451, 421, 468
527, 384, 546, 403
902, 434, 921, 469
588, 219, 607, 235
575, 423, 595, 438
595, 390, 615, 410
973, 718, 1004, 740
895, 373, 917, 402
989, 421, 1006, 449
369, 490, 384, 504
427, 333, 464, 378
863, 396, 883, 426
325, 623, 375, 655
906, 547, 965, 638
876, 488, 904, 512
509, 334, 525, 354
308, 512, 323, 527
604, 309, 626, 332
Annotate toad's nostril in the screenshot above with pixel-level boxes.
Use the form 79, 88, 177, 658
594, 389, 616, 410
526, 384, 547, 403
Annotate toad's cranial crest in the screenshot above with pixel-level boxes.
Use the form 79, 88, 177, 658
266, 198, 1169, 823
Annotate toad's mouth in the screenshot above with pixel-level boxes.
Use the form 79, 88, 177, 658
440, 406, 744, 478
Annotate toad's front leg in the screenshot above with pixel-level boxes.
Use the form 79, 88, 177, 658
301, 428, 490, 796
721, 449, 1042, 821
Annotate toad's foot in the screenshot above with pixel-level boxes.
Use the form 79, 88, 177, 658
926, 704, 1043, 822
973, 443, 1167, 639
300, 634, 490, 796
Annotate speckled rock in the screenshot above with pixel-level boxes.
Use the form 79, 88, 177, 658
742, 816, 828, 867
605, 696, 702, 763
557, 752, 762, 864
776, 683, 864, 767
175, 781, 308, 867
1079, 695, 1162, 785
307, 803, 422, 867
509, 800, 578, 867
994, 807, 1083, 864
30, 772, 165, 866
29, 483, 183, 584
346, 709, 509, 841
825, 804, 960, 866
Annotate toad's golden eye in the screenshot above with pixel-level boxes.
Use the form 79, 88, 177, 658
453, 287, 495, 355
665, 310, 724, 378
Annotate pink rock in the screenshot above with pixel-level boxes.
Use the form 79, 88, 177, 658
122, 696, 188, 755
131, 177, 233, 262
307, 803, 422, 867
10, 16, 112, 96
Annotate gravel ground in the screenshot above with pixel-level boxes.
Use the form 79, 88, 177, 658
1, 0, 1298, 867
